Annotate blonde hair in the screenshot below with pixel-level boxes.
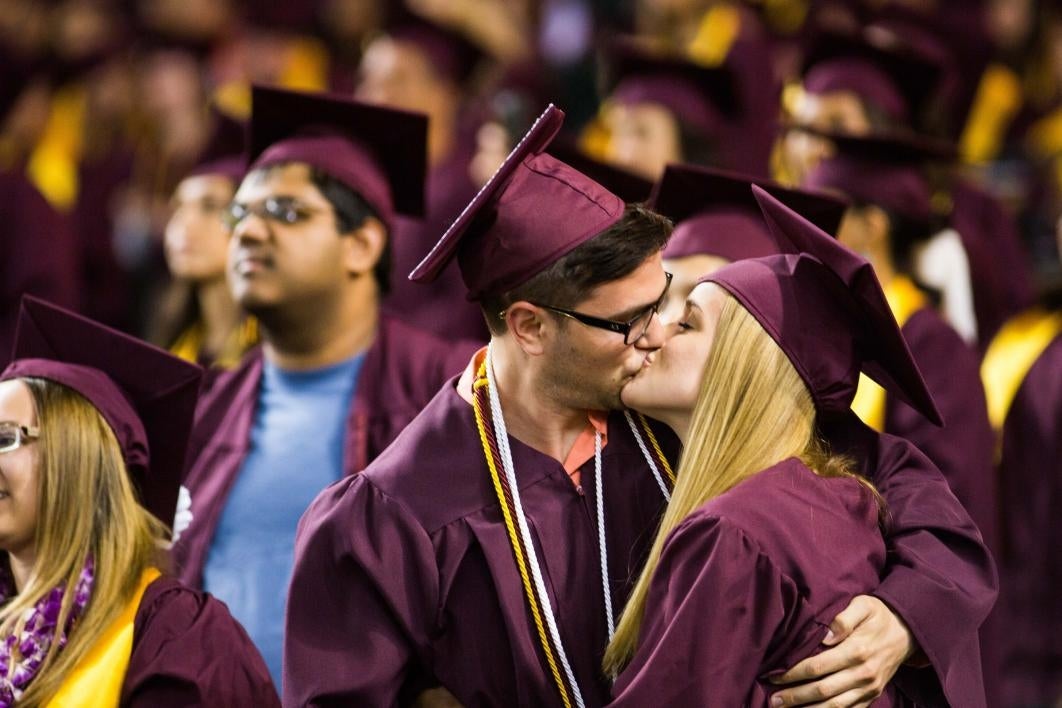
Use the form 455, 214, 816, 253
603, 294, 880, 675
0, 378, 169, 705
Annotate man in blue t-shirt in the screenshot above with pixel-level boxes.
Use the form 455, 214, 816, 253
172, 86, 478, 685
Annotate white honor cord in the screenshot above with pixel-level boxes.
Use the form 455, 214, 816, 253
594, 431, 615, 641
624, 411, 671, 502
485, 345, 587, 708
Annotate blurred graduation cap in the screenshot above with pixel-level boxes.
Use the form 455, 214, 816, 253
547, 139, 653, 204
247, 85, 428, 227
1, 296, 203, 525
410, 104, 626, 300
186, 107, 247, 183
702, 187, 943, 425
385, 13, 486, 87
802, 129, 956, 228
602, 37, 739, 139
801, 28, 943, 128
652, 163, 848, 262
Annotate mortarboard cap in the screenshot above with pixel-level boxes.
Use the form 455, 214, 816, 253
703, 187, 942, 425
186, 107, 247, 183
386, 14, 485, 86
801, 29, 942, 126
410, 104, 626, 300
802, 130, 955, 227
604, 38, 738, 140
652, 163, 847, 262
247, 85, 428, 228
546, 140, 653, 204
0, 297, 203, 525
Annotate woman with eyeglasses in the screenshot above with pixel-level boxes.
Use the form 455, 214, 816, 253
603, 189, 988, 707
151, 112, 258, 375
0, 297, 278, 707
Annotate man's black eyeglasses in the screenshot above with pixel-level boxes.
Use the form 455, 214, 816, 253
530, 272, 673, 345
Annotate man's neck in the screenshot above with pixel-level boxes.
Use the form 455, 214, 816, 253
487, 339, 590, 465
261, 290, 378, 371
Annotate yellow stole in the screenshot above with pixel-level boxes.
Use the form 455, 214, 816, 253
980, 307, 1062, 432
170, 317, 259, 369
45, 568, 161, 708
851, 276, 928, 431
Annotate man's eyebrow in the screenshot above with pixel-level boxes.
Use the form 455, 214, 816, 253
608, 298, 659, 322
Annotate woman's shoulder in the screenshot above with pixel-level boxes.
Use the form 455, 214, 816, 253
692, 459, 882, 559
126, 574, 279, 707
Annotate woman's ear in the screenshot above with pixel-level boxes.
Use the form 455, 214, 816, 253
342, 216, 387, 278
862, 205, 891, 252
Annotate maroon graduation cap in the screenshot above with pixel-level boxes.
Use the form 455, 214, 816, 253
0, 297, 203, 526
652, 163, 848, 262
186, 107, 247, 183
703, 187, 943, 425
546, 140, 653, 204
410, 104, 626, 300
603, 37, 738, 139
247, 85, 428, 228
802, 130, 955, 227
801, 28, 943, 127
386, 14, 486, 86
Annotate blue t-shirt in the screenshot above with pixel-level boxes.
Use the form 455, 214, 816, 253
203, 353, 365, 686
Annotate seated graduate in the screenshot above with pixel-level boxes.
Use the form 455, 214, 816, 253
604, 187, 988, 706
649, 161, 848, 322
0, 297, 278, 707
154, 109, 258, 373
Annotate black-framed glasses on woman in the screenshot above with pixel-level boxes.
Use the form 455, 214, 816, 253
529, 272, 673, 345
0, 422, 39, 454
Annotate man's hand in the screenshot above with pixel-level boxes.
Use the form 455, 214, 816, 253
768, 595, 915, 707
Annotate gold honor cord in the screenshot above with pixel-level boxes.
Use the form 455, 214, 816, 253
472, 362, 576, 708
471, 356, 677, 707
635, 411, 676, 486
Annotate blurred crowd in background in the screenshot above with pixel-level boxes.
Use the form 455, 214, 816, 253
3, 0, 1062, 351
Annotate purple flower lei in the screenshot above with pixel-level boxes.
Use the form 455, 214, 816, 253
0, 558, 94, 707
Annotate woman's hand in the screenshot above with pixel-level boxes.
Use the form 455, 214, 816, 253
768, 595, 916, 707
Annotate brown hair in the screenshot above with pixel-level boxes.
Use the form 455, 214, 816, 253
480, 203, 673, 335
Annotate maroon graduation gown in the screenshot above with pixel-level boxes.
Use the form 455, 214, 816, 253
890, 307, 998, 550
383, 139, 489, 342
123, 576, 279, 707
284, 380, 995, 707
949, 180, 1035, 349
996, 333, 1062, 706
0, 168, 80, 366
171, 315, 478, 588
610, 458, 904, 707
890, 307, 1001, 706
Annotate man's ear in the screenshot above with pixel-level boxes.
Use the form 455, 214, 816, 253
342, 216, 387, 277
504, 301, 550, 356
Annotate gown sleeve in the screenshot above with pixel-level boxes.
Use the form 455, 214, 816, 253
122, 577, 280, 708
843, 414, 998, 708
283, 474, 441, 707
610, 514, 799, 707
